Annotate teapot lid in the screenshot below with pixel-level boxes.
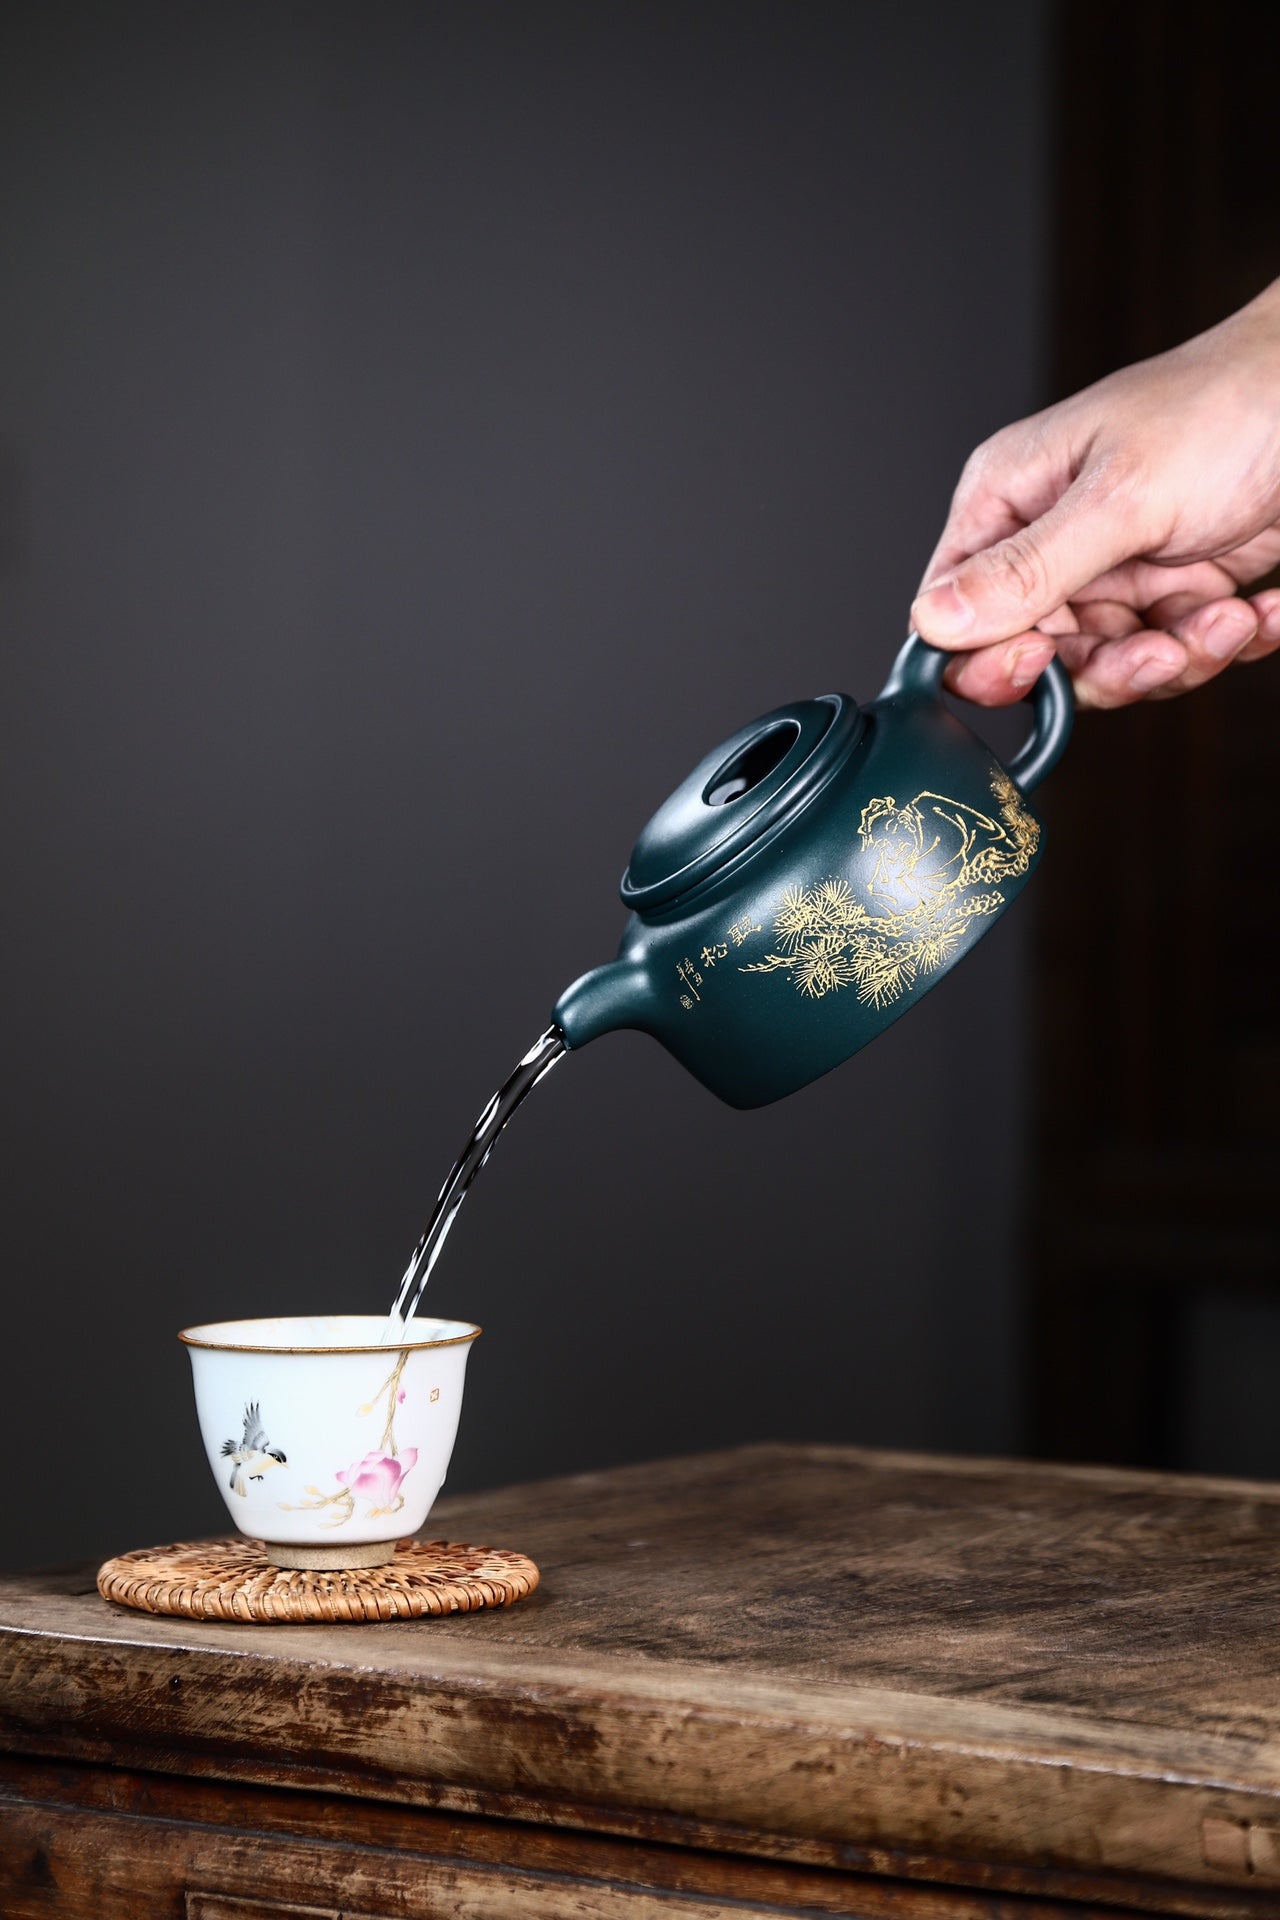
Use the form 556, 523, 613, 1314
620, 693, 862, 913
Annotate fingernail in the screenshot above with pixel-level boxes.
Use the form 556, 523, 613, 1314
912, 577, 974, 639
1129, 651, 1181, 693
1010, 640, 1054, 691
1202, 607, 1257, 660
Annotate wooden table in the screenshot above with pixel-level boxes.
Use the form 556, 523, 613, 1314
2, 1444, 1280, 1918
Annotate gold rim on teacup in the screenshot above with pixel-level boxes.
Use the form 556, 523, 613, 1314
178, 1316, 482, 1354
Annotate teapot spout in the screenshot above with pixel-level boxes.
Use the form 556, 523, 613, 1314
553, 959, 653, 1050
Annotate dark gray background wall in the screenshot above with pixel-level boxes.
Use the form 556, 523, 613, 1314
0, 2, 1048, 1570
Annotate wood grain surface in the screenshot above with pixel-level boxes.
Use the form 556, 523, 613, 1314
3, 1444, 1280, 1916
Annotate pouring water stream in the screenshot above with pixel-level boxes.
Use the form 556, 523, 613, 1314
381, 1025, 567, 1341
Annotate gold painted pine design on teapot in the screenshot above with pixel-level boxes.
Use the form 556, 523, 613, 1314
743, 769, 1039, 1007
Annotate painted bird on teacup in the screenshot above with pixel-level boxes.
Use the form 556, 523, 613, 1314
221, 1402, 288, 1497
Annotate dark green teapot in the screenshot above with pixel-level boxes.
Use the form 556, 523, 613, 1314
553, 633, 1072, 1108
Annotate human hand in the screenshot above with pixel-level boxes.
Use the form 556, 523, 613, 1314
910, 281, 1280, 709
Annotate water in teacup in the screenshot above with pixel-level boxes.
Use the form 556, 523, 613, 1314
381, 1025, 566, 1341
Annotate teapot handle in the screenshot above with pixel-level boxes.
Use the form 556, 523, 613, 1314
882, 632, 1074, 793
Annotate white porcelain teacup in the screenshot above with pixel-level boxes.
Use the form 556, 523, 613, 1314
180, 1315, 481, 1569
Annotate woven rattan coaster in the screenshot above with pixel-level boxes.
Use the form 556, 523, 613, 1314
97, 1536, 539, 1624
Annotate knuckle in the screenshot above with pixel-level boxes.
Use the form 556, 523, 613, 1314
984, 532, 1047, 604
958, 443, 993, 490
959, 429, 1012, 490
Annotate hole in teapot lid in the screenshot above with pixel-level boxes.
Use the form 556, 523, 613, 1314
703, 720, 801, 807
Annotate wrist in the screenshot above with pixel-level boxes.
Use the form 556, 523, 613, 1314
1223, 278, 1280, 366
1248, 276, 1280, 321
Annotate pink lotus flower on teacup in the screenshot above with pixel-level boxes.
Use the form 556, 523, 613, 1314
336, 1447, 418, 1516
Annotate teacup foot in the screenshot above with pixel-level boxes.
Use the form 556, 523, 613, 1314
265, 1540, 398, 1571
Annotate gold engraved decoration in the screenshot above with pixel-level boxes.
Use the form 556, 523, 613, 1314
741, 770, 1039, 1008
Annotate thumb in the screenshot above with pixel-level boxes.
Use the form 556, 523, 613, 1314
911, 476, 1139, 647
